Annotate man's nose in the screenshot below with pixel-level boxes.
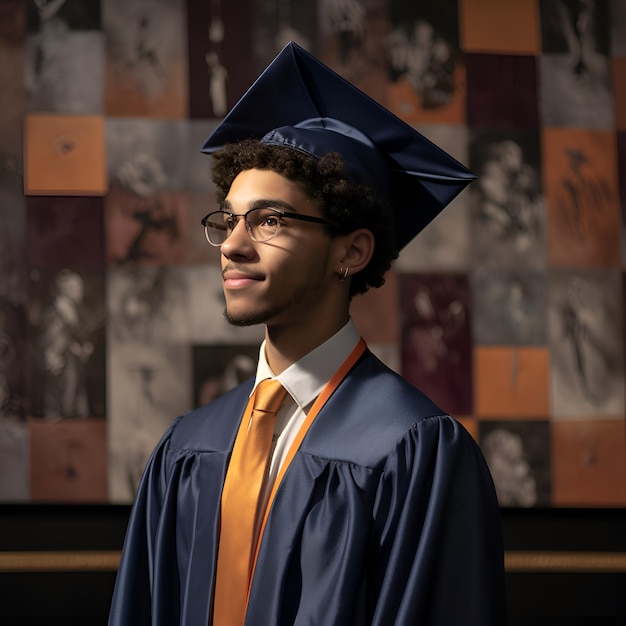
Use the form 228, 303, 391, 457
220, 215, 253, 257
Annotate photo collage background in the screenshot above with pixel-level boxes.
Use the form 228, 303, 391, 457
0, 0, 625, 507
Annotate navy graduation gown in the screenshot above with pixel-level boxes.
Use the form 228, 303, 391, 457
108, 351, 506, 626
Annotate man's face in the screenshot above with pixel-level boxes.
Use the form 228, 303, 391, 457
219, 168, 340, 329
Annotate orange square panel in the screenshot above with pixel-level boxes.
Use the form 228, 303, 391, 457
459, 0, 540, 55
552, 419, 626, 506
474, 346, 550, 418
542, 127, 620, 268
29, 417, 108, 502
24, 114, 107, 196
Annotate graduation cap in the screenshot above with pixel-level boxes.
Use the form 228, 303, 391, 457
200, 42, 475, 250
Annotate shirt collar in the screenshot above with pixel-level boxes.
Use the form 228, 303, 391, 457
254, 318, 361, 410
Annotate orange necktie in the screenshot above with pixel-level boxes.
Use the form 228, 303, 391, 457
213, 379, 288, 626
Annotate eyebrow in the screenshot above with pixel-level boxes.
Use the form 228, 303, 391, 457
220, 198, 300, 214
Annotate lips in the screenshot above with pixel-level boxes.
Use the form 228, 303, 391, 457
222, 267, 265, 289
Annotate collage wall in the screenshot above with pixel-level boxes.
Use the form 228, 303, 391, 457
0, 0, 625, 507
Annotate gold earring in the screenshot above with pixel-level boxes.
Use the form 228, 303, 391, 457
338, 267, 349, 282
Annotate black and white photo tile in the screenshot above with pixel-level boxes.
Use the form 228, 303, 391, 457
471, 268, 548, 347
548, 268, 625, 418
538, 0, 614, 129
25, 0, 104, 114
479, 419, 551, 508
468, 127, 546, 269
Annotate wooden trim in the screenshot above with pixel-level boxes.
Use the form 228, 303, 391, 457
1, 550, 625, 573
505, 551, 626, 573
0, 551, 120, 572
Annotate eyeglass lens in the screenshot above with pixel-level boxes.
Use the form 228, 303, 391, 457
205, 208, 282, 245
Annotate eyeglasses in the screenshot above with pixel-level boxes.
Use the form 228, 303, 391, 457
201, 207, 333, 247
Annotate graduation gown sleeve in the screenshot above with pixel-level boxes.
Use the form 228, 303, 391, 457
108, 382, 253, 626
107, 418, 181, 626
370, 415, 506, 624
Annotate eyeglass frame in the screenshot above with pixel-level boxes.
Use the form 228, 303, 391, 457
201, 205, 335, 247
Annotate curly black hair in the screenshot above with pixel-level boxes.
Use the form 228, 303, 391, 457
210, 139, 398, 297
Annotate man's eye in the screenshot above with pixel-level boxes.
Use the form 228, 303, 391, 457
263, 216, 279, 227
225, 217, 236, 231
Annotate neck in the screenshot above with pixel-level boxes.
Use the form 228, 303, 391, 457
263, 311, 350, 375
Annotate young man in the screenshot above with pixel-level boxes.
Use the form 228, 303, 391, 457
109, 43, 506, 626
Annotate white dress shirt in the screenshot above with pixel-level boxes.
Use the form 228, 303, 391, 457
252, 318, 361, 532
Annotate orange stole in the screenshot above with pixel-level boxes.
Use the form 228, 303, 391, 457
247, 338, 367, 605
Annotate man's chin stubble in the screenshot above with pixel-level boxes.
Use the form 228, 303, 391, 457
223, 309, 261, 327
223, 306, 284, 328
224, 305, 289, 328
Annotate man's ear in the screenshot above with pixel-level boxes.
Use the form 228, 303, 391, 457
336, 228, 375, 275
